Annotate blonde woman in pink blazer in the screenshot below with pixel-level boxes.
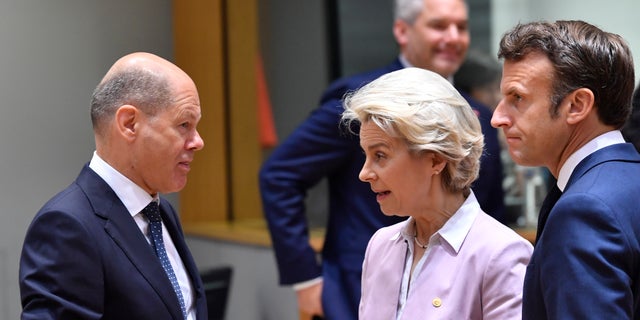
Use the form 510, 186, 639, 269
342, 67, 533, 320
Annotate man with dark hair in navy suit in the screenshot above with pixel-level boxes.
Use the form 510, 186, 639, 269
492, 20, 640, 319
20, 52, 207, 320
259, 0, 505, 319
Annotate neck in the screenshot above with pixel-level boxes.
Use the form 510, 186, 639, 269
414, 235, 428, 249
413, 191, 465, 242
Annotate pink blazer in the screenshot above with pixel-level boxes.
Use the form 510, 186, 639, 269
359, 197, 532, 320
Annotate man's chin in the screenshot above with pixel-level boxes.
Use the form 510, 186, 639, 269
434, 64, 460, 79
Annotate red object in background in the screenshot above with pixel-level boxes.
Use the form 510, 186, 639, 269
257, 55, 278, 148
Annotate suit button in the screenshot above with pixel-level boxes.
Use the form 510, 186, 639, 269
432, 297, 442, 308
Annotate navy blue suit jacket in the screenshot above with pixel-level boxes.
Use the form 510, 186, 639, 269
459, 91, 506, 221
20, 165, 207, 320
259, 59, 505, 319
523, 143, 640, 319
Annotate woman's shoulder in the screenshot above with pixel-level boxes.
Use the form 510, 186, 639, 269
471, 212, 533, 249
368, 219, 409, 247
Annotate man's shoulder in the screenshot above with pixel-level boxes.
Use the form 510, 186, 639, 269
321, 60, 403, 98
573, 143, 640, 182
41, 179, 87, 209
345, 62, 402, 86
457, 90, 492, 115
37, 166, 108, 217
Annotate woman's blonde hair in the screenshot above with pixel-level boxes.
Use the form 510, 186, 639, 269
342, 67, 484, 193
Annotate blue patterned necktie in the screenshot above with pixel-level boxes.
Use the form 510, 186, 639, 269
143, 201, 188, 320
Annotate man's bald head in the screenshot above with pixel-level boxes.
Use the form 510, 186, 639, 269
90, 52, 189, 136
100, 52, 190, 84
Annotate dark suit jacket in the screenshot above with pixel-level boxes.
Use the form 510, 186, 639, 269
523, 143, 640, 319
458, 91, 506, 221
20, 165, 207, 320
259, 59, 506, 319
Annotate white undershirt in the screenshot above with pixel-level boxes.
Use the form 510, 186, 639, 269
89, 152, 195, 320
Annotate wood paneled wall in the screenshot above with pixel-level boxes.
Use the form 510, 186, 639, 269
173, 0, 262, 224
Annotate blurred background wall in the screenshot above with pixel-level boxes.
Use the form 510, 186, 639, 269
0, 1, 173, 318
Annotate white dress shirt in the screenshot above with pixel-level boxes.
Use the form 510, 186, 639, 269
89, 152, 195, 320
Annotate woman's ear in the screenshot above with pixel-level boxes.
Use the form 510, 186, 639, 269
431, 153, 447, 174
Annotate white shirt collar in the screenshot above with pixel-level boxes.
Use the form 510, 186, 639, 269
398, 54, 412, 69
557, 130, 625, 191
398, 191, 479, 253
88, 151, 155, 217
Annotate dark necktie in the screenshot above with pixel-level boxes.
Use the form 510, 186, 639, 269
143, 201, 188, 320
535, 184, 562, 245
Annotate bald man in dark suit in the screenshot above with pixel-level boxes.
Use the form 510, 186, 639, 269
20, 52, 207, 320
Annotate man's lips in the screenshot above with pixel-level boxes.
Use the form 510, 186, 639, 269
505, 136, 521, 144
178, 160, 192, 170
374, 190, 391, 201
437, 49, 463, 61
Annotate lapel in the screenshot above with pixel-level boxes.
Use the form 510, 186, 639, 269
76, 165, 184, 320
387, 238, 409, 309
375, 231, 410, 317
536, 144, 639, 243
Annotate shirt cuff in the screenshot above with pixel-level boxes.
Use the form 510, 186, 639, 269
292, 277, 323, 291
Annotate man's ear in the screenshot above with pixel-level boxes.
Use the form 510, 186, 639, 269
393, 19, 409, 47
115, 105, 139, 141
566, 88, 595, 125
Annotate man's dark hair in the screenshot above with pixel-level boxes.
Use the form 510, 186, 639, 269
498, 20, 635, 127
